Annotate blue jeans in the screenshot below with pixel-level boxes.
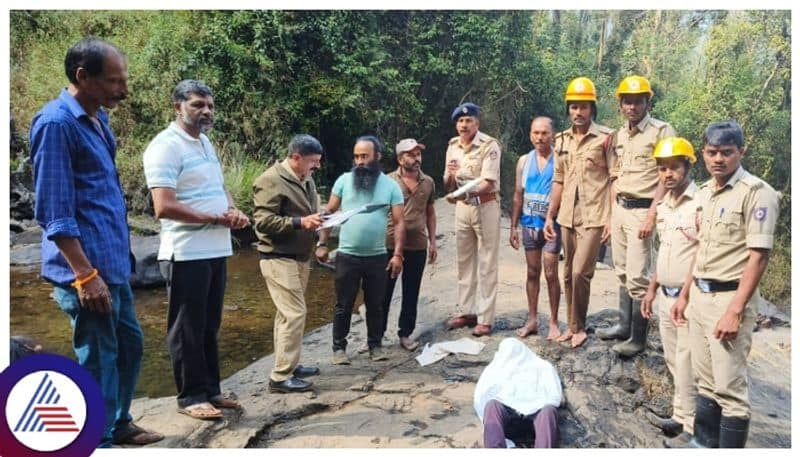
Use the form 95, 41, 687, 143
53, 282, 144, 448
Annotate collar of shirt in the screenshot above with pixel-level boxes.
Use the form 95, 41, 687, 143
566, 121, 605, 140
627, 114, 651, 134
667, 181, 699, 208
281, 158, 306, 184
395, 167, 423, 183
58, 88, 106, 122
169, 121, 204, 143
710, 166, 746, 194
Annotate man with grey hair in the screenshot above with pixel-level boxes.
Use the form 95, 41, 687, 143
510, 116, 562, 340
143, 79, 250, 420
253, 134, 325, 393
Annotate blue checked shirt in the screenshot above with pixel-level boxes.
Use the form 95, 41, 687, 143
31, 89, 133, 286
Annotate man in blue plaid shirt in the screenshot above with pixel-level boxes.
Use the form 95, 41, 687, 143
30, 37, 162, 448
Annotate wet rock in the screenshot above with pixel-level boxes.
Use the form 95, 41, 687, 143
130, 235, 165, 289
10, 243, 41, 266
11, 226, 42, 245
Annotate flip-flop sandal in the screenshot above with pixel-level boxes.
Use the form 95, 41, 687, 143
112, 423, 164, 445
210, 394, 242, 410
177, 402, 223, 420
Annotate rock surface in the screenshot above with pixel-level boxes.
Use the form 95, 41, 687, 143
125, 199, 791, 448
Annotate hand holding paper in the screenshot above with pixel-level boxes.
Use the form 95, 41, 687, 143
448, 177, 484, 199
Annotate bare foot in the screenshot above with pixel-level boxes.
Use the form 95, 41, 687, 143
571, 331, 588, 348
546, 322, 562, 341
515, 319, 539, 338
556, 330, 573, 343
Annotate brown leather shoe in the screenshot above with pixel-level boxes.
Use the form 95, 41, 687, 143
446, 314, 478, 329
472, 324, 492, 337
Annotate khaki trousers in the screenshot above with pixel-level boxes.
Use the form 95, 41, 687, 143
611, 203, 654, 299
260, 258, 310, 382
686, 283, 757, 418
455, 199, 500, 326
560, 202, 603, 333
657, 290, 697, 433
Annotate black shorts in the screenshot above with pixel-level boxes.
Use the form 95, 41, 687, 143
522, 226, 561, 254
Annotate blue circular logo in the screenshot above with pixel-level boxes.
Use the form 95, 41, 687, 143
0, 354, 104, 457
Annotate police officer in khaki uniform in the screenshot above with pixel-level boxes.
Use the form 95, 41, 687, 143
671, 121, 779, 448
443, 102, 501, 337
598, 75, 677, 357
641, 137, 699, 446
544, 77, 615, 348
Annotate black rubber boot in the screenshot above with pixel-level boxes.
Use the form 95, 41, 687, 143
719, 416, 749, 448
597, 286, 632, 340
612, 299, 647, 356
665, 395, 722, 448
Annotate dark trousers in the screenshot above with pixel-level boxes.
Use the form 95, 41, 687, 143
382, 249, 427, 338
160, 257, 226, 408
483, 399, 558, 448
333, 252, 387, 351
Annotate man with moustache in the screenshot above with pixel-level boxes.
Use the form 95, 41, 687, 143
670, 121, 779, 448
544, 77, 615, 348
253, 134, 325, 393
510, 117, 562, 340
597, 76, 677, 357
31, 37, 163, 446
443, 102, 502, 337
143, 80, 250, 420
381, 138, 438, 352
640, 137, 699, 446
317, 136, 405, 364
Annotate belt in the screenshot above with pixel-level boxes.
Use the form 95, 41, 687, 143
463, 193, 497, 206
661, 286, 682, 298
694, 278, 739, 293
259, 252, 298, 260
617, 195, 653, 209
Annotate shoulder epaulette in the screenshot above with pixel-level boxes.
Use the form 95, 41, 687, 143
739, 172, 764, 190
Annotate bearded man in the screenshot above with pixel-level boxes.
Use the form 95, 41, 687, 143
317, 135, 405, 364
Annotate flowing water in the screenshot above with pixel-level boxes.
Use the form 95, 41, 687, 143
9, 247, 336, 398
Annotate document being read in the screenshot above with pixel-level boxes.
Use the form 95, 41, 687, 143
317, 203, 389, 231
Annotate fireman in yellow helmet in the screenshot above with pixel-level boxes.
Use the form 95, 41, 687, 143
543, 77, 615, 348
597, 75, 677, 357
639, 137, 699, 446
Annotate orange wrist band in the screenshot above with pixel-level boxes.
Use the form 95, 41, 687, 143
72, 268, 99, 291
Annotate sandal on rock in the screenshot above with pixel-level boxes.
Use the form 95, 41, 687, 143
177, 402, 223, 420
210, 393, 242, 410
112, 423, 164, 445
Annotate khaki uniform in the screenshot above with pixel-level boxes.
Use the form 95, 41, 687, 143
553, 121, 615, 332
444, 131, 501, 326
687, 166, 779, 418
610, 115, 676, 299
253, 160, 319, 382
654, 181, 700, 433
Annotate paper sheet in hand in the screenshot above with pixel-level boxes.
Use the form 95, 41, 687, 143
317, 203, 389, 231
415, 337, 486, 366
449, 178, 484, 198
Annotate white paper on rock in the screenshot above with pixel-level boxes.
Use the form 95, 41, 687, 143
415, 337, 486, 366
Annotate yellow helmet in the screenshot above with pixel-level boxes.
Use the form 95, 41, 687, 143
616, 75, 654, 98
653, 137, 696, 164
564, 77, 597, 102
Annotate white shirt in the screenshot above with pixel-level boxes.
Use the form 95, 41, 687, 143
143, 122, 232, 261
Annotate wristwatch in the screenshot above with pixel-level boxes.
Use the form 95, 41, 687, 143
316, 241, 328, 248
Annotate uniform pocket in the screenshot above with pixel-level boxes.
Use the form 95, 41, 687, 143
710, 210, 743, 244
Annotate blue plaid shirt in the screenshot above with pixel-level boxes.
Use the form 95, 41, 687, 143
31, 89, 132, 286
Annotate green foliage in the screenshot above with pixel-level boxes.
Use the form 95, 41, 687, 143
10, 10, 791, 308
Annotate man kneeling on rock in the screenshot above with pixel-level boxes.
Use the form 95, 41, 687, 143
474, 339, 561, 448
